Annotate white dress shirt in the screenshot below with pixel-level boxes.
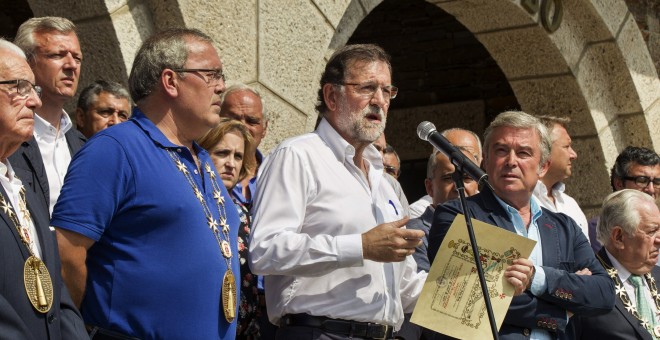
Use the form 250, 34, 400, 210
249, 118, 427, 329
533, 181, 589, 240
606, 249, 660, 323
1, 160, 42, 258
33, 111, 72, 215
409, 195, 432, 219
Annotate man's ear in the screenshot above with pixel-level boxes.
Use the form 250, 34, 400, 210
538, 159, 550, 177
613, 177, 624, 191
611, 226, 626, 250
261, 119, 268, 139
74, 107, 85, 129
323, 83, 339, 113
161, 69, 179, 98
424, 178, 434, 198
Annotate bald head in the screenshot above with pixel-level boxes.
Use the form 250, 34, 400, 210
425, 128, 482, 206
220, 86, 267, 148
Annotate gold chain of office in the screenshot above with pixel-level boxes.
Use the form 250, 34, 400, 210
0, 185, 53, 313
166, 149, 236, 323
597, 253, 660, 338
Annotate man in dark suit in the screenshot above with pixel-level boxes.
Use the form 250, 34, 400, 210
428, 110, 615, 339
0, 38, 86, 340
572, 189, 660, 339
9, 17, 86, 215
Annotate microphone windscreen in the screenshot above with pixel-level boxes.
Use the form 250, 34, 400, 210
416, 121, 436, 141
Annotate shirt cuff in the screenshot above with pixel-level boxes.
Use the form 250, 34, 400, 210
530, 265, 547, 296
336, 234, 364, 266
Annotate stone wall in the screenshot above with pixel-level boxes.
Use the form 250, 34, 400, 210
625, 0, 660, 76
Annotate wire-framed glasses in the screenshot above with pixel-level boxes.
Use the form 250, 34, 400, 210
172, 69, 226, 86
0, 79, 42, 98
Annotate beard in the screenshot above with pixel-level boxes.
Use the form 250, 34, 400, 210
335, 95, 387, 144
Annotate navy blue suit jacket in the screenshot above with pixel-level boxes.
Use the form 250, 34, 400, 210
570, 247, 660, 340
0, 182, 87, 339
428, 188, 615, 339
8, 129, 86, 210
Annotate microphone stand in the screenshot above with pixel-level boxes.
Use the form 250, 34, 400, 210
452, 169, 499, 340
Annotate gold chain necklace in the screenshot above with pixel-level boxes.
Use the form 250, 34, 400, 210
167, 150, 236, 323
0, 184, 53, 313
597, 253, 660, 338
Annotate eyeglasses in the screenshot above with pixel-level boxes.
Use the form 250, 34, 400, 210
384, 165, 400, 177
622, 175, 660, 188
338, 82, 398, 101
0, 79, 42, 98
172, 69, 226, 86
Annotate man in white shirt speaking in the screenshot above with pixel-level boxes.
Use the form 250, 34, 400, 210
249, 44, 427, 340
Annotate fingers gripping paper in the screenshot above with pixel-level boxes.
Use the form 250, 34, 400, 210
411, 214, 536, 339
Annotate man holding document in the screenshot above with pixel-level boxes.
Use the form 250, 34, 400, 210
428, 111, 614, 339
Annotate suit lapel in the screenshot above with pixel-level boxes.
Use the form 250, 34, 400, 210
64, 128, 86, 156
598, 248, 654, 340
537, 212, 561, 268
22, 137, 49, 198
480, 188, 516, 234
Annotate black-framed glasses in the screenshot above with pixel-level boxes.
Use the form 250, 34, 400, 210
338, 82, 398, 100
0, 79, 42, 98
172, 68, 226, 86
622, 175, 660, 188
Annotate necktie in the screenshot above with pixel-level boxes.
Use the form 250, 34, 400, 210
629, 274, 659, 338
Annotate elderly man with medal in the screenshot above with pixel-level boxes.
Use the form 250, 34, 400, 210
52, 28, 240, 339
0, 38, 87, 339
572, 189, 660, 340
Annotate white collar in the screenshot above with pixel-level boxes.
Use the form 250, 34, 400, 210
33, 110, 72, 138
605, 248, 634, 283
316, 118, 383, 171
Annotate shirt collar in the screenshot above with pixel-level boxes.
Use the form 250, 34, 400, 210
0, 160, 20, 184
605, 248, 633, 283
0, 160, 9, 180
33, 110, 72, 138
315, 118, 383, 170
534, 180, 566, 197
494, 193, 544, 222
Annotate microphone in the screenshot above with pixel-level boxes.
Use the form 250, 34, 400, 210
417, 121, 491, 191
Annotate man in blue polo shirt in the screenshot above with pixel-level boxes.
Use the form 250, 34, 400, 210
52, 28, 240, 339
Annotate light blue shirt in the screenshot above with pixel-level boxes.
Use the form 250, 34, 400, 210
494, 195, 551, 340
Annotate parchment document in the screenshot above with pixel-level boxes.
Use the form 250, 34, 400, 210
411, 214, 536, 339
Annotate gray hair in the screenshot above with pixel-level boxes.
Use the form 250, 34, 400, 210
426, 128, 482, 179
77, 79, 131, 113
483, 110, 551, 168
14, 17, 76, 61
128, 28, 213, 103
597, 189, 656, 247
536, 115, 571, 142
221, 83, 268, 124
0, 38, 26, 59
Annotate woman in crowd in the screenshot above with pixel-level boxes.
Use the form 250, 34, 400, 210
199, 118, 259, 339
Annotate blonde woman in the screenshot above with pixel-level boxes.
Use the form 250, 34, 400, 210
199, 118, 259, 339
